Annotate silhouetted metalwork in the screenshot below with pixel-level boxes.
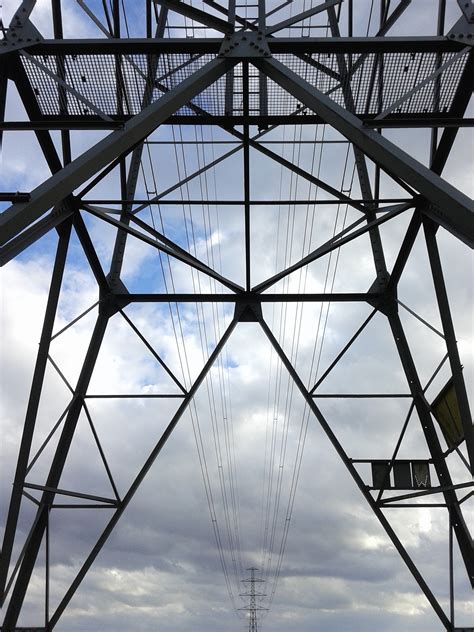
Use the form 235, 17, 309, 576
239, 567, 267, 631
0, 1, 472, 630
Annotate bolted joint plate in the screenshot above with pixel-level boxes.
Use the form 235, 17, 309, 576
447, 15, 474, 45
218, 30, 271, 58
457, 0, 474, 23
0, 20, 43, 55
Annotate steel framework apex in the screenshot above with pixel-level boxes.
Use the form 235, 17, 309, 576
0, 1, 473, 631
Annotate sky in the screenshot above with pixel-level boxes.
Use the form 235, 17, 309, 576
0, 1, 473, 631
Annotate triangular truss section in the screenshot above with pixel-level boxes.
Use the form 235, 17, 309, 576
1, 2, 472, 631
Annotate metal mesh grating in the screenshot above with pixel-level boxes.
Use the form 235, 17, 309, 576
278, 51, 468, 115
21, 53, 223, 116
22, 50, 468, 118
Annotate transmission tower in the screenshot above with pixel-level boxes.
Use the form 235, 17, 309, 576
239, 568, 267, 632
0, 1, 473, 630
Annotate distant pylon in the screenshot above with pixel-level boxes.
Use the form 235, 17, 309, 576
239, 567, 268, 631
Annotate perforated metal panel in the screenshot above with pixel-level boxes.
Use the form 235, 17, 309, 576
21, 50, 468, 118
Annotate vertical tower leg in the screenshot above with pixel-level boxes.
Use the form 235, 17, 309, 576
2, 310, 110, 629
0, 220, 72, 603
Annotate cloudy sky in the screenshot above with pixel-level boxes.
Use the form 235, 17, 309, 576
1, 0, 473, 630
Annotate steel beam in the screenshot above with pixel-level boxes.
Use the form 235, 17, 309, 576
343, 0, 412, 79
108, 5, 168, 288
0, 58, 8, 152
233, 132, 371, 215
48, 314, 240, 628
253, 56, 474, 247
327, 6, 389, 284
253, 203, 412, 293
82, 205, 243, 293
257, 313, 452, 630
51, 0, 72, 166
1, 2, 472, 627
243, 62, 251, 291
2, 114, 470, 131
0, 221, 71, 605
0, 208, 72, 266
113, 292, 377, 303
424, 220, 474, 470
268, 36, 463, 54
363, 117, 474, 128
204, 0, 253, 30
0, 56, 237, 247
387, 311, 474, 587
310, 308, 378, 392
10, 58, 63, 175
265, 0, 341, 35
2, 313, 110, 628
119, 310, 186, 393
72, 213, 110, 295
153, 0, 234, 33
387, 210, 422, 290
430, 51, 474, 176
82, 198, 412, 207
130, 143, 243, 215
13, 36, 463, 56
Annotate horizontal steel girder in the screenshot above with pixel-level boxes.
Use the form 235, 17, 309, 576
0, 115, 470, 132
112, 292, 380, 304
0, 55, 236, 247
2, 36, 464, 56
252, 56, 474, 247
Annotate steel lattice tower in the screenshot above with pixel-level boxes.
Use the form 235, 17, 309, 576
0, 0, 473, 630
239, 568, 266, 632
